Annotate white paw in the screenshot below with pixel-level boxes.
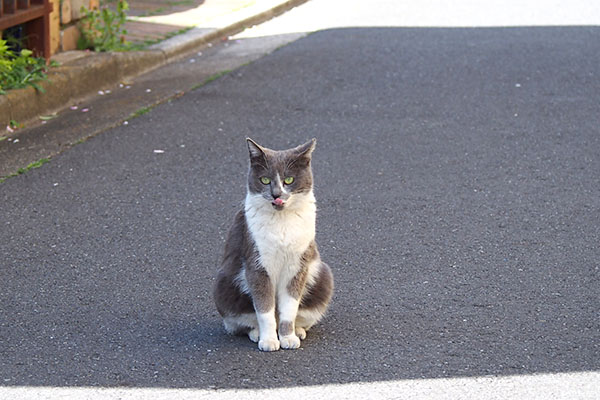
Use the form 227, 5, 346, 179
296, 327, 307, 340
279, 334, 301, 350
248, 329, 259, 343
258, 338, 280, 352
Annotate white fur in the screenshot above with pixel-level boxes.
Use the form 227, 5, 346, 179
233, 267, 250, 295
256, 310, 279, 351
274, 173, 289, 196
244, 189, 317, 350
244, 190, 316, 282
304, 259, 322, 289
278, 293, 300, 325
223, 314, 257, 334
277, 292, 301, 349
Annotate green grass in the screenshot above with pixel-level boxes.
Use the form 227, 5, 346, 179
0, 157, 50, 183
129, 105, 152, 119
17, 158, 50, 174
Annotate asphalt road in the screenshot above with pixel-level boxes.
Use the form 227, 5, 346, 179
1, 9, 599, 396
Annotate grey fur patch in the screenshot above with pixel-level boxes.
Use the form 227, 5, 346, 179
213, 211, 255, 316
213, 209, 275, 316
300, 262, 334, 311
246, 262, 275, 313
279, 321, 294, 336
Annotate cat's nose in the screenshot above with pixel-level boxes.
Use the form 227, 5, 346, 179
271, 187, 282, 199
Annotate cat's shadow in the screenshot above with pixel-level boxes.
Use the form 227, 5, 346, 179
167, 319, 328, 353
167, 319, 257, 351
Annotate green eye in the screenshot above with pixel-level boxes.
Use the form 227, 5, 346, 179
260, 176, 271, 185
283, 176, 294, 185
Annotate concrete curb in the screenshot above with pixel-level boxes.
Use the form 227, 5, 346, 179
1, 0, 308, 129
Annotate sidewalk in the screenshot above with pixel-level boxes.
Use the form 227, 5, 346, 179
0, 0, 308, 130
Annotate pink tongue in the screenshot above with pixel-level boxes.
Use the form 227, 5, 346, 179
273, 198, 284, 206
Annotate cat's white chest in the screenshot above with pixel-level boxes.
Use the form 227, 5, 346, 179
245, 192, 316, 280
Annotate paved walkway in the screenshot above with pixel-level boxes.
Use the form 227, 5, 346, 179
0, 0, 307, 149
123, 0, 285, 45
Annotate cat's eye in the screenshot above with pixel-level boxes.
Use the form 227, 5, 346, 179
260, 176, 271, 185
283, 176, 294, 185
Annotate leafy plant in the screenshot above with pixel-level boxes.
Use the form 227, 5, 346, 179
78, 0, 131, 52
0, 39, 50, 94
8, 119, 24, 130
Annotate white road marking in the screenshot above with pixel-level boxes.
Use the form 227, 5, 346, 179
1, 371, 599, 400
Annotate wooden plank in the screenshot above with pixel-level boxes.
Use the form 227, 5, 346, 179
17, 0, 29, 10
49, 0, 59, 54
29, 0, 51, 59
42, 0, 51, 59
3, 0, 17, 14
24, 12, 46, 57
0, 3, 44, 29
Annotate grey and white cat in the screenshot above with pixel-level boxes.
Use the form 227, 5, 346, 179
213, 138, 333, 351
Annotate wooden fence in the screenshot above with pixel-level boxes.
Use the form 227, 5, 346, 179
0, 0, 52, 59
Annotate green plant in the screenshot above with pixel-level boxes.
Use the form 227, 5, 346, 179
129, 105, 151, 118
0, 39, 50, 94
0, 157, 51, 183
78, 0, 131, 52
8, 119, 24, 130
16, 158, 50, 174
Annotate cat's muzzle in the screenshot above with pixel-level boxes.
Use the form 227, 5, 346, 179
272, 198, 286, 210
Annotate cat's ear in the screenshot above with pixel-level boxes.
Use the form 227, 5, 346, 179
296, 138, 316, 159
246, 138, 266, 160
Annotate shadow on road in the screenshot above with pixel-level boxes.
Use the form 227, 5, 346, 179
1, 26, 599, 389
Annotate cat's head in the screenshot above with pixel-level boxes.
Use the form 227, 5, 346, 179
246, 138, 316, 211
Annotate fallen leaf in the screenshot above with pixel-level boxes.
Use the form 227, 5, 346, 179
39, 113, 58, 121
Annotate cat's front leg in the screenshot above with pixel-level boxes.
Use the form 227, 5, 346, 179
278, 292, 301, 349
247, 266, 279, 351
256, 310, 280, 351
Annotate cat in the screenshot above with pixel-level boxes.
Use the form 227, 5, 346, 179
213, 138, 334, 351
